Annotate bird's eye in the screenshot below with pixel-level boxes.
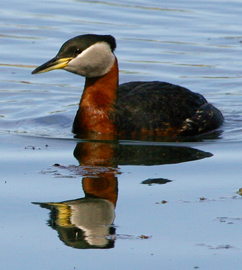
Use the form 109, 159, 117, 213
75, 48, 81, 55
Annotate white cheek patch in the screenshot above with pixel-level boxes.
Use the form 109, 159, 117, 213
66, 42, 115, 77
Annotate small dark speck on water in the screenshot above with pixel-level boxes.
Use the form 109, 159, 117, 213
25, 145, 35, 150
237, 188, 242, 196
21, 81, 30, 84
140, 235, 151, 239
142, 178, 172, 186
53, 163, 61, 167
156, 200, 168, 204
25, 145, 49, 150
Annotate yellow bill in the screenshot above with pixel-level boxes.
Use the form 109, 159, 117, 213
32, 57, 73, 74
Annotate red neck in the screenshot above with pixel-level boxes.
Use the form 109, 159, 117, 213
73, 58, 119, 135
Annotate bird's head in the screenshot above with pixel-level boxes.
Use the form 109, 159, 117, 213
32, 34, 116, 78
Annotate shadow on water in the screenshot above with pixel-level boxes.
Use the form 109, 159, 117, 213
33, 138, 212, 249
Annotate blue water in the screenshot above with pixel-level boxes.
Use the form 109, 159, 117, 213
1, 1, 242, 269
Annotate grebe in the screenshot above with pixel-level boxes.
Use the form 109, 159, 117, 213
32, 34, 224, 139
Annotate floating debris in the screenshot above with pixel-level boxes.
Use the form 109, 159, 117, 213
25, 144, 48, 150
196, 243, 239, 250
141, 178, 172, 186
140, 235, 151, 239
156, 200, 168, 204
237, 188, 242, 196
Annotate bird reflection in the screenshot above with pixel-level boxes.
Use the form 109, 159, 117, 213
34, 141, 118, 249
34, 197, 116, 249
33, 139, 212, 249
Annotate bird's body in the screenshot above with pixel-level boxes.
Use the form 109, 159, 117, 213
116, 81, 222, 138
32, 34, 224, 139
